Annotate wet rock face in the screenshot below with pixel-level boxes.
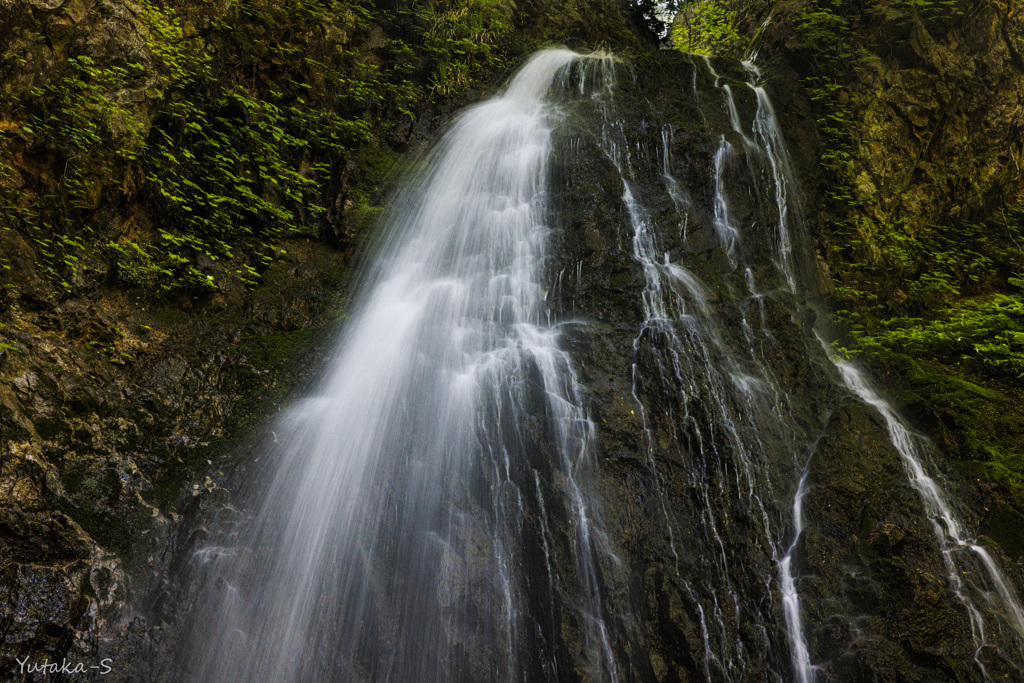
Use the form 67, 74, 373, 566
800, 403, 984, 681
547, 53, 803, 679
747, 0, 1024, 240
516, 0, 650, 50
0, 241, 346, 680
848, 3, 1024, 230
542, 52, 1023, 681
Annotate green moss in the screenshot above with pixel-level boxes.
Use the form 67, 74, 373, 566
55, 479, 146, 564
665, 94, 705, 131
884, 353, 1024, 511
979, 500, 1024, 559
353, 145, 402, 188
893, 354, 1002, 408
144, 329, 327, 512
220, 326, 326, 434
610, 272, 634, 288
347, 191, 386, 235
242, 327, 320, 370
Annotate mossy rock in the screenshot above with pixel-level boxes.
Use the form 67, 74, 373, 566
979, 499, 1024, 560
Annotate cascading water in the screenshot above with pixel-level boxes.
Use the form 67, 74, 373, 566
779, 464, 814, 683
588, 53, 821, 682
181, 49, 620, 682
824, 344, 1024, 673
174, 46, 1024, 683
690, 53, 1024, 681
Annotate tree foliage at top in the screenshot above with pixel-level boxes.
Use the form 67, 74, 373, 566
670, 0, 743, 55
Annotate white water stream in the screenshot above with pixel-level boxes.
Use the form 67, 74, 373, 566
825, 344, 1024, 675
177, 47, 1024, 683
184, 49, 617, 682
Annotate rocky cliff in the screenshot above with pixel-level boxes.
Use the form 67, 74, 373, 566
729, 0, 1024, 583
0, 0, 646, 678
2, 0, 1024, 681
541, 50, 1024, 680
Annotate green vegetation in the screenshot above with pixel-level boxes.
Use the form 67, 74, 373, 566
791, 0, 871, 191
670, 1, 744, 55
888, 354, 1024, 514
789, 1, 1024, 385
0, 0, 519, 298
845, 288, 1024, 378
778, 0, 1024, 523
418, 0, 516, 95
835, 201, 1024, 383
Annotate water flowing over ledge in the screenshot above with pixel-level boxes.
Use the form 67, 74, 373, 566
182, 49, 619, 683
175, 48, 1024, 682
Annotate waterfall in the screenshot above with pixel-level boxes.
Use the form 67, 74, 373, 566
823, 343, 1024, 672
603, 53, 817, 682
181, 49, 618, 682
174, 47, 1024, 683
779, 463, 814, 683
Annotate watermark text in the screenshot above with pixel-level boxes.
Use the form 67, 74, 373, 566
15, 657, 113, 676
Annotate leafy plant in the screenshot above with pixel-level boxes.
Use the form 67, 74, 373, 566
847, 288, 1024, 380
671, 0, 744, 56
0, 0, 525, 298
418, 0, 516, 96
